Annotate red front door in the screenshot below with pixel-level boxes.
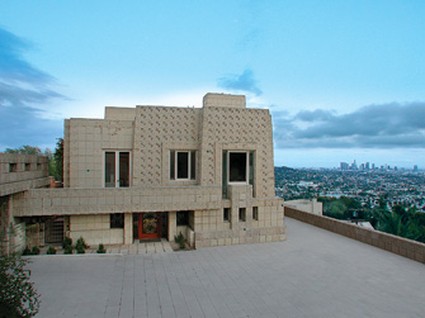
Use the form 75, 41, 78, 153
138, 213, 161, 240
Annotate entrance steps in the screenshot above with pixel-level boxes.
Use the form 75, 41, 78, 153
108, 238, 173, 255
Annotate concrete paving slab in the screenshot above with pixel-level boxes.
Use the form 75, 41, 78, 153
28, 218, 425, 317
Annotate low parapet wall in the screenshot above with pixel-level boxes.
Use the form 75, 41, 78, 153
285, 207, 425, 264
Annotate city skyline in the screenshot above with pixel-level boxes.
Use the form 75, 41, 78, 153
1, 1, 425, 168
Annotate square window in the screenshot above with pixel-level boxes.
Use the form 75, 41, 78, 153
239, 208, 246, 222
252, 207, 258, 220
177, 211, 190, 226
9, 163, 17, 172
223, 208, 231, 222
25, 163, 31, 171
110, 213, 124, 228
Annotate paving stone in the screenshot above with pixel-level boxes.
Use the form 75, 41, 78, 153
29, 219, 425, 318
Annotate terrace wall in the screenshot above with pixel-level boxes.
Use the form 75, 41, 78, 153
285, 207, 425, 264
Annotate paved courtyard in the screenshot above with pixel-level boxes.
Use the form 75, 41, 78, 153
29, 218, 425, 317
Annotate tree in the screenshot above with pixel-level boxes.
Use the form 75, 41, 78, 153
0, 254, 40, 318
4, 146, 41, 155
53, 138, 63, 182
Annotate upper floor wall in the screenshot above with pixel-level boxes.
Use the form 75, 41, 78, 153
63, 93, 277, 198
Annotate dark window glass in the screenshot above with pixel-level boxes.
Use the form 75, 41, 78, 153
223, 208, 230, 222
9, 163, 17, 172
119, 152, 130, 187
190, 151, 196, 180
239, 208, 246, 222
110, 213, 124, 228
105, 152, 115, 187
252, 207, 258, 220
177, 211, 189, 226
177, 152, 189, 179
222, 151, 228, 198
170, 151, 175, 179
229, 152, 247, 182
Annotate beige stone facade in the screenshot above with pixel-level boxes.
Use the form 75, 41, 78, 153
5, 93, 285, 250
0, 154, 50, 254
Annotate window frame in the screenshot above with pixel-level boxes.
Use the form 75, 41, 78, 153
170, 150, 196, 181
104, 150, 131, 188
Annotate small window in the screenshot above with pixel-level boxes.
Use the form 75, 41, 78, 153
25, 163, 31, 171
170, 151, 196, 180
239, 208, 246, 222
110, 213, 124, 229
252, 207, 258, 221
9, 163, 17, 172
223, 208, 231, 222
177, 211, 189, 226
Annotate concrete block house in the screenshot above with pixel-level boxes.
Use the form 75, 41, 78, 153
3, 93, 285, 251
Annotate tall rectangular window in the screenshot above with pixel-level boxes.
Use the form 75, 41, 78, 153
170, 150, 196, 180
229, 152, 247, 182
252, 206, 258, 221
105, 152, 116, 187
239, 208, 246, 222
223, 208, 230, 222
105, 151, 130, 187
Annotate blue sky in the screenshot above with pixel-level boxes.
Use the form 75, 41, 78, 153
1, 1, 425, 168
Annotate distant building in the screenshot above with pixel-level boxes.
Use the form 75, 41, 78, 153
1, 93, 285, 253
340, 162, 349, 170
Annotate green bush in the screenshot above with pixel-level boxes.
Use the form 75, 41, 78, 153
75, 237, 88, 254
0, 254, 40, 317
22, 247, 32, 256
31, 246, 40, 255
96, 244, 106, 254
174, 232, 186, 249
46, 246, 57, 255
64, 245, 73, 254
62, 237, 72, 249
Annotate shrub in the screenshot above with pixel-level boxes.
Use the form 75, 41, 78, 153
64, 245, 73, 254
75, 237, 88, 254
0, 254, 40, 317
46, 246, 57, 255
75, 245, 85, 254
96, 244, 106, 254
31, 246, 40, 255
22, 246, 32, 256
62, 237, 72, 249
174, 232, 186, 249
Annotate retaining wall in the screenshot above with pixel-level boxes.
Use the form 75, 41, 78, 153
285, 207, 425, 264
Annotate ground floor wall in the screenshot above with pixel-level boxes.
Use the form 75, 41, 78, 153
1, 195, 26, 255
69, 214, 132, 245
194, 203, 285, 248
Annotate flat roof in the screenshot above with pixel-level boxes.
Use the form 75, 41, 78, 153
29, 218, 425, 317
